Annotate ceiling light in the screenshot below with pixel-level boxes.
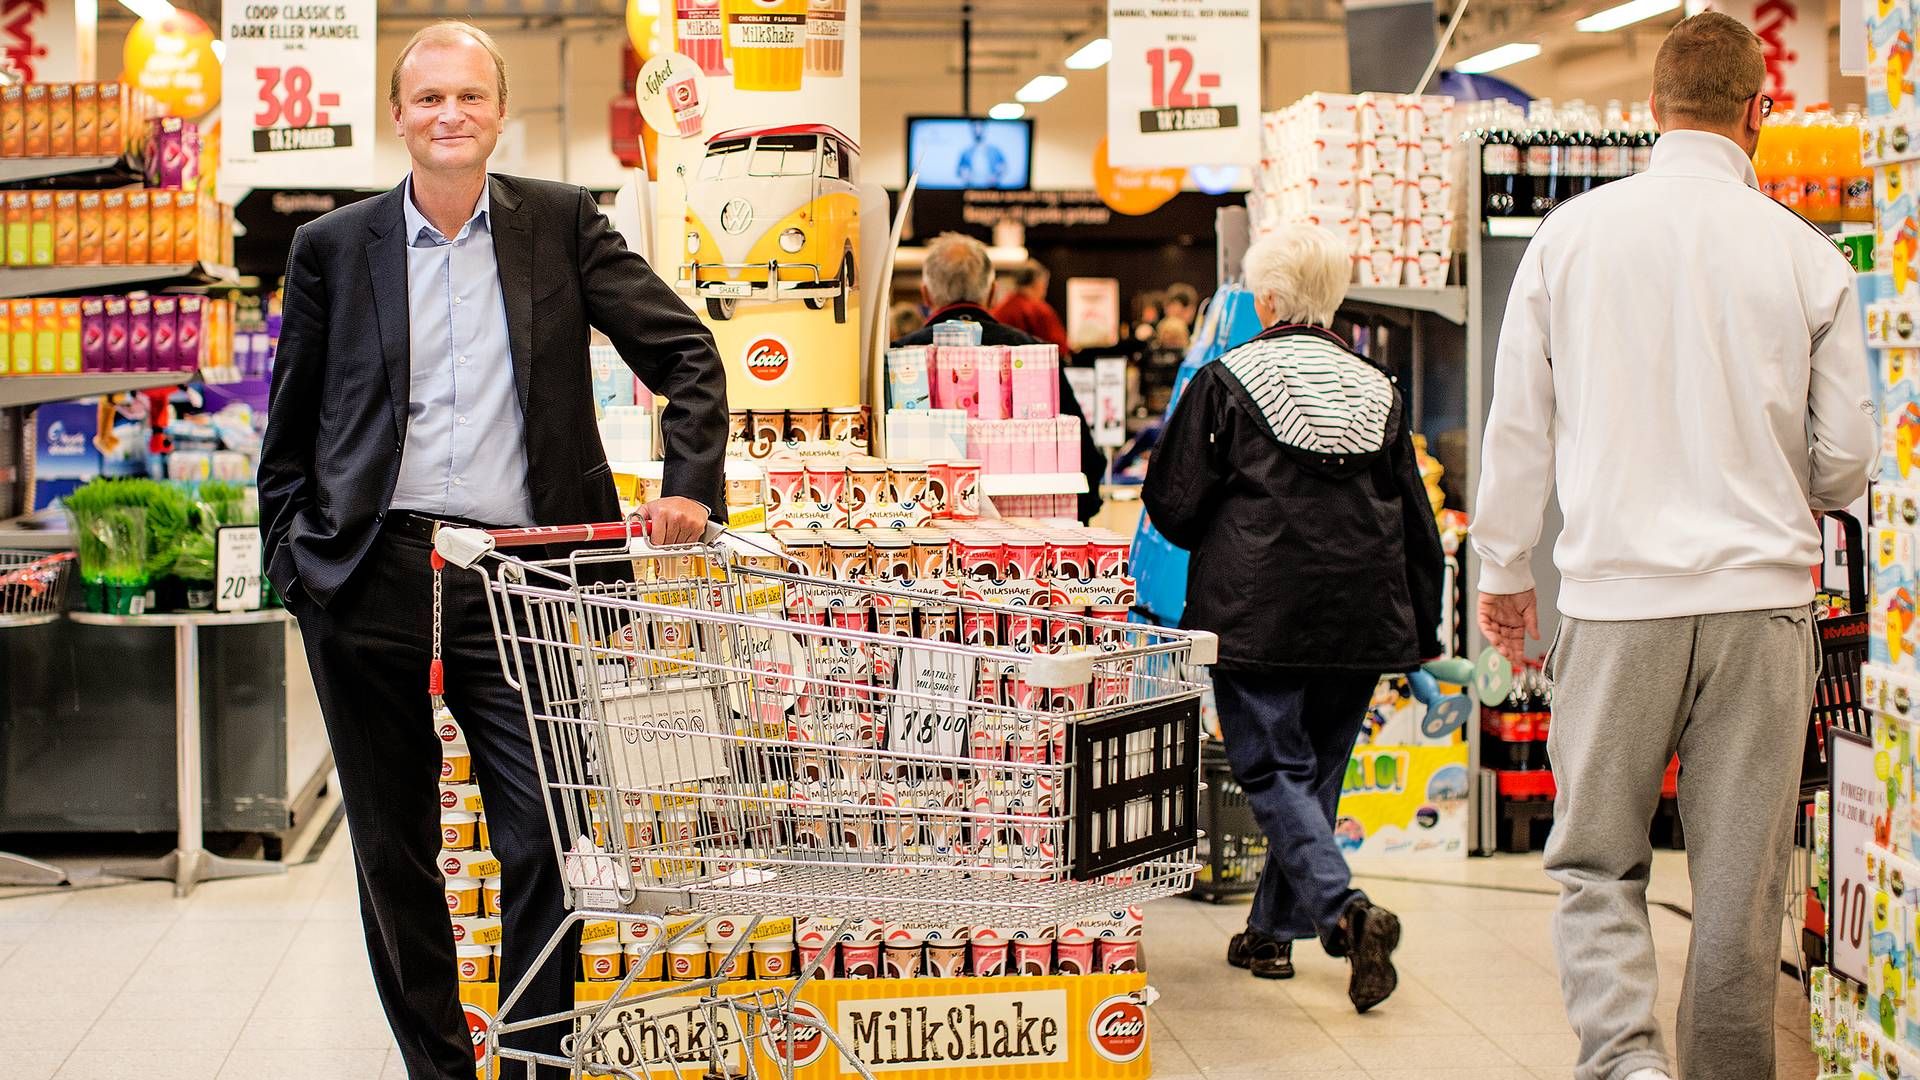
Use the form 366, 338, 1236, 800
117, 0, 176, 20
1015, 75, 1068, 103
1453, 42, 1542, 74
1575, 0, 1681, 32
1065, 38, 1112, 70
988, 102, 1026, 120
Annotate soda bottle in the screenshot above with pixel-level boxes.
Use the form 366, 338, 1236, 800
1480, 102, 1521, 219
1524, 99, 1560, 216
1754, 112, 1784, 203
1842, 107, 1874, 223
1804, 107, 1841, 222
1563, 102, 1597, 198
1777, 111, 1806, 211
1596, 99, 1631, 186
1630, 102, 1657, 173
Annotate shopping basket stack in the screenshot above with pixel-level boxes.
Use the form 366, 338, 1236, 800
431, 521, 1214, 1079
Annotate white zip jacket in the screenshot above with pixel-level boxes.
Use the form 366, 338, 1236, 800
1472, 130, 1876, 621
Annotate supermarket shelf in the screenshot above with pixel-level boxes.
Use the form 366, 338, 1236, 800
0, 154, 138, 186
0, 262, 240, 299
1486, 217, 1543, 239
1342, 285, 1468, 325
0, 368, 197, 409
981, 472, 1090, 497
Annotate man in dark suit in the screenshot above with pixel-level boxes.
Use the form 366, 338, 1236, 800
258, 21, 726, 1079
891, 233, 1105, 522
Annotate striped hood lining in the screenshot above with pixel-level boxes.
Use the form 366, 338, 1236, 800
1219, 335, 1395, 455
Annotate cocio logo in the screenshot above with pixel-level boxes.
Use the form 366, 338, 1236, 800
762, 1000, 828, 1067
1089, 995, 1147, 1063
744, 336, 790, 383
462, 1003, 492, 1064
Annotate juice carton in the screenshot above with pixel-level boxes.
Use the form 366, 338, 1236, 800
48, 83, 72, 156
1875, 526, 1920, 673
27, 191, 51, 266
102, 190, 126, 264
0, 302, 9, 374
73, 82, 96, 156
1, 84, 24, 157
148, 190, 174, 263
97, 82, 124, 157
1871, 0, 1918, 118
9, 300, 32, 374
125, 190, 149, 263
57, 298, 79, 374
103, 295, 128, 371
145, 117, 197, 188
173, 190, 197, 262
885, 346, 931, 410
32, 298, 55, 374
80, 296, 105, 371
127, 295, 152, 371
150, 296, 176, 370
77, 191, 101, 265
23, 83, 47, 156
175, 295, 202, 367
5, 192, 28, 266
53, 191, 76, 265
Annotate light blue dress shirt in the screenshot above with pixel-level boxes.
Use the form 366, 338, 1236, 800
389, 177, 534, 527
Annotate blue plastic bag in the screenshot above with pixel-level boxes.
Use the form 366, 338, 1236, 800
1131, 284, 1266, 627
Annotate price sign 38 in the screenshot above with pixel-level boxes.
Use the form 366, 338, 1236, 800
252, 66, 353, 152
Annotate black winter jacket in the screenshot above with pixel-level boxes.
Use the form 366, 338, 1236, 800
1142, 323, 1445, 672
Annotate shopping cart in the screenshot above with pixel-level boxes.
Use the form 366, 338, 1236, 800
430, 521, 1216, 1079
0, 549, 74, 627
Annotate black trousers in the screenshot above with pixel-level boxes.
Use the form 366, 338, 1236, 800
293, 525, 575, 1080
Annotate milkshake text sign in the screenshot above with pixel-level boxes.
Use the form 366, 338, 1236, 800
836, 988, 1069, 1072
220, 0, 377, 196
1105, 0, 1260, 168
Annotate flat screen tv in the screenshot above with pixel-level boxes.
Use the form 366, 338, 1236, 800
906, 115, 1033, 190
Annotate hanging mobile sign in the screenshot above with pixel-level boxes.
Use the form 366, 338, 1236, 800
220, 0, 376, 195
1105, 0, 1260, 168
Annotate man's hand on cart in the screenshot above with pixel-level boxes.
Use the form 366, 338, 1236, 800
636, 496, 710, 547
1479, 589, 1538, 666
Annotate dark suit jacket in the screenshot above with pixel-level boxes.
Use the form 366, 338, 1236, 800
892, 302, 1106, 523
259, 173, 728, 609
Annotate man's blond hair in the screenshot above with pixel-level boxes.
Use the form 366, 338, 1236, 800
1652, 12, 1765, 128
389, 21, 508, 109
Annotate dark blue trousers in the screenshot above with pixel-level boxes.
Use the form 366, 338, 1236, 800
1210, 667, 1379, 944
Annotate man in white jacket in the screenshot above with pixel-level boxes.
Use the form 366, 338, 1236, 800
1472, 14, 1875, 1080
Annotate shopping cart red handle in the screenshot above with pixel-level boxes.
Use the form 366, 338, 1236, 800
431, 519, 728, 570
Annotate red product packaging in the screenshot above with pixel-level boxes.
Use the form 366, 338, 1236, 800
948, 460, 982, 521
1047, 538, 1088, 580
1003, 539, 1047, 580
954, 535, 1001, 581
1088, 536, 1130, 577
127, 295, 152, 370
80, 296, 105, 371
103, 295, 128, 371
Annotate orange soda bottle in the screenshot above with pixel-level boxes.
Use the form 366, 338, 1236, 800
1754, 113, 1785, 204
1841, 107, 1875, 223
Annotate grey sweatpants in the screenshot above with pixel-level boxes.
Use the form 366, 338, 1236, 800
1544, 606, 1817, 1080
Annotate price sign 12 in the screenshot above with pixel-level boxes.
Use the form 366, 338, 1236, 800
1146, 47, 1222, 110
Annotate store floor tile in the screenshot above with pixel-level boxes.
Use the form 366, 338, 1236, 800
0, 841, 1827, 1078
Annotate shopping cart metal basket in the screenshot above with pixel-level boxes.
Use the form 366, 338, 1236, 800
430, 521, 1216, 1079
0, 549, 73, 627
1802, 510, 1869, 802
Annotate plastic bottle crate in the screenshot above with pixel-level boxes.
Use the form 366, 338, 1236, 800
1190, 742, 1267, 902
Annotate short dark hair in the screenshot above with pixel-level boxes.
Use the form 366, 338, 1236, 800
1165, 283, 1199, 311
1013, 261, 1048, 289
1652, 12, 1764, 127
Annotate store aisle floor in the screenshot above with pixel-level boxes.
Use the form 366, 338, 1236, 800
0, 836, 1818, 1080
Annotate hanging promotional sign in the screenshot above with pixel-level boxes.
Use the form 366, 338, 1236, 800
653, 0, 864, 411
1105, 0, 1260, 169
219, 0, 376, 199
1711, 0, 1828, 109
126, 10, 222, 119
1, 0, 80, 83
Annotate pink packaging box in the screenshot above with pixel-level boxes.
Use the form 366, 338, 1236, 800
1010, 344, 1057, 419
128, 296, 152, 371
146, 117, 198, 189
1008, 420, 1035, 473
104, 296, 128, 371
150, 296, 177, 370
1055, 416, 1080, 469
80, 296, 105, 371
176, 295, 202, 367
1030, 419, 1059, 472
932, 346, 983, 416
974, 346, 1008, 420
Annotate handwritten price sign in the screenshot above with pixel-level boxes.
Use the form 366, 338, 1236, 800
1105, 0, 1259, 168
221, 1, 375, 195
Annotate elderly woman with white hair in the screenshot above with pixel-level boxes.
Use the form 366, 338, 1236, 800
1143, 224, 1444, 1013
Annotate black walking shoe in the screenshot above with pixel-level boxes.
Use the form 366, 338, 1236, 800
1338, 898, 1401, 1013
1226, 929, 1294, 979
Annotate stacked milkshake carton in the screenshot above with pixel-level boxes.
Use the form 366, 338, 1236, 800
1250, 91, 1459, 286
